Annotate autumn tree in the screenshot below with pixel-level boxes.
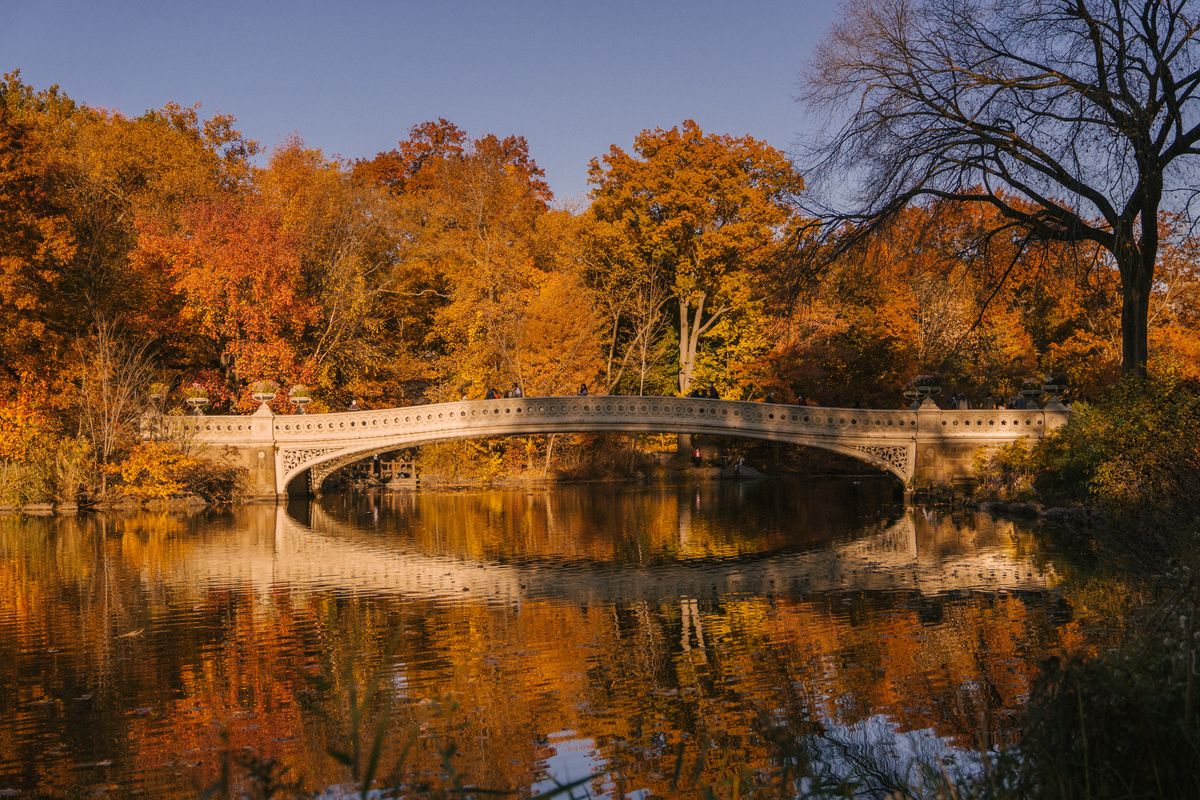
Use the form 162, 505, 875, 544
76, 318, 158, 493
134, 197, 319, 400
581, 218, 676, 394
1, 71, 258, 383
496, 211, 603, 396
588, 120, 804, 396
766, 199, 1120, 405
624, 270, 672, 396
1148, 216, 1200, 378
0, 78, 76, 391
259, 139, 399, 394
358, 120, 597, 400
66, 107, 251, 338
803, 0, 1200, 377
352, 118, 468, 195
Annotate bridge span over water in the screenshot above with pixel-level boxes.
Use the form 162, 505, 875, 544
160, 396, 1070, 497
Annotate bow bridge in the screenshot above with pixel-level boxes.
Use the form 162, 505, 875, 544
158, 396, 1070, 497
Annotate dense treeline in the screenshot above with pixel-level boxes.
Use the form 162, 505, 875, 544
2, 71, 1199, 501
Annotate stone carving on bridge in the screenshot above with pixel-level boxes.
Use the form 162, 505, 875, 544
281, 446, 344, 475
852, 444, 910, 474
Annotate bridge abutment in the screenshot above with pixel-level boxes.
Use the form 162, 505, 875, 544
183, 403, 281, 500
911, 399, 1071, 486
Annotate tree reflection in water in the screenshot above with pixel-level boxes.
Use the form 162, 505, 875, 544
0, 479, 1092, 797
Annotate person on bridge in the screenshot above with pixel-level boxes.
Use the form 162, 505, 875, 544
512, 383, 523, 398
348, 398, 361, 411
578, 383, 588, 396
484, 387, 497, 400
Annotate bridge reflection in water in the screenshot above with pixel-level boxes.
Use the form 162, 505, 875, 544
0, 481, 1085, 798
176, 500, 1057, 604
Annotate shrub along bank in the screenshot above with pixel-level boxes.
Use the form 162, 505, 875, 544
975, 375, 1200, 541
964, 375, 1200, 799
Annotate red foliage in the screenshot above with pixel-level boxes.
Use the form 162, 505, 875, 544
135, 197, 318, 403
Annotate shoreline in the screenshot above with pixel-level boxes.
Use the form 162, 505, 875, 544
0, 468, 906, 516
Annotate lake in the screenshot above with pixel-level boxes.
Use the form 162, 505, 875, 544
0, 478, 1091, 798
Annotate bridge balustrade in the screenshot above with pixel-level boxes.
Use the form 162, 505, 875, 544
154, 396, 1069, 497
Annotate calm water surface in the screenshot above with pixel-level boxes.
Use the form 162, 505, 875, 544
0, 479, 1087, 798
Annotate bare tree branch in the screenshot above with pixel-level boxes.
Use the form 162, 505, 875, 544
799, 0, 1200, 375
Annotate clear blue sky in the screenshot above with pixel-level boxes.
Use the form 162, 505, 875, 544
3, 1, 840, 202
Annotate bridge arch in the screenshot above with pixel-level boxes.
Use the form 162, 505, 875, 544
288, 431, 913, 495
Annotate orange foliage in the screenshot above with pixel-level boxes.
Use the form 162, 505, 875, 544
134, 199, 319, 399
1, 67, 1197, 443
0, 379, 54, 462
589, 120, 804, 395
0, 88, 76, 389
767, 199, 1126, 405
107, 441, 196, 499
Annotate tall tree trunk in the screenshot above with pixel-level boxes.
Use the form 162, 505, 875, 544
639, 334, 648, 397
543, 433, 558, 478
677, 291, 708, 395
1120, 176, 1159, 378
677, 294, 702, 455
605, 311, 621, 391
678, 296, 692, 395
1121, 279, 1151, 379
1116, 220, 1156, 379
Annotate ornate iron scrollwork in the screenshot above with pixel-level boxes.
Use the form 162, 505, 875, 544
280, 446, 343, 474
851, 444, 910, 474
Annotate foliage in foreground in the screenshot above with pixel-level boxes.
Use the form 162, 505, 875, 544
960, 582, 1200, 800
969, 376, 1200, 799
0, 435, 93, 507
975, 375, 1200, 533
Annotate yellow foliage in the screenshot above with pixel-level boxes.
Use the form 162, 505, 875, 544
0, 383, 51, 462
1045, 329, 1122, 398
109, 442, 194, 499
109, 442, 244, 502
0, 385, 94, 505
588, 120, 804, 395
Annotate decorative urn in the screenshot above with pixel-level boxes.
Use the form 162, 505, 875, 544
903, 374, 942, 409
184, 384, 209, 415
250, 380, 279, 408
289, 385, 312, 414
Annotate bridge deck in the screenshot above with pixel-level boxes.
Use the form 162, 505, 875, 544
156, 397, 1070, 495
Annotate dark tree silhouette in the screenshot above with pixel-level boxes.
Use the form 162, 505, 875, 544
801, 0, 1200, 376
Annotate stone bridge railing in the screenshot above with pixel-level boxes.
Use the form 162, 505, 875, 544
154, 396, 1070, 497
